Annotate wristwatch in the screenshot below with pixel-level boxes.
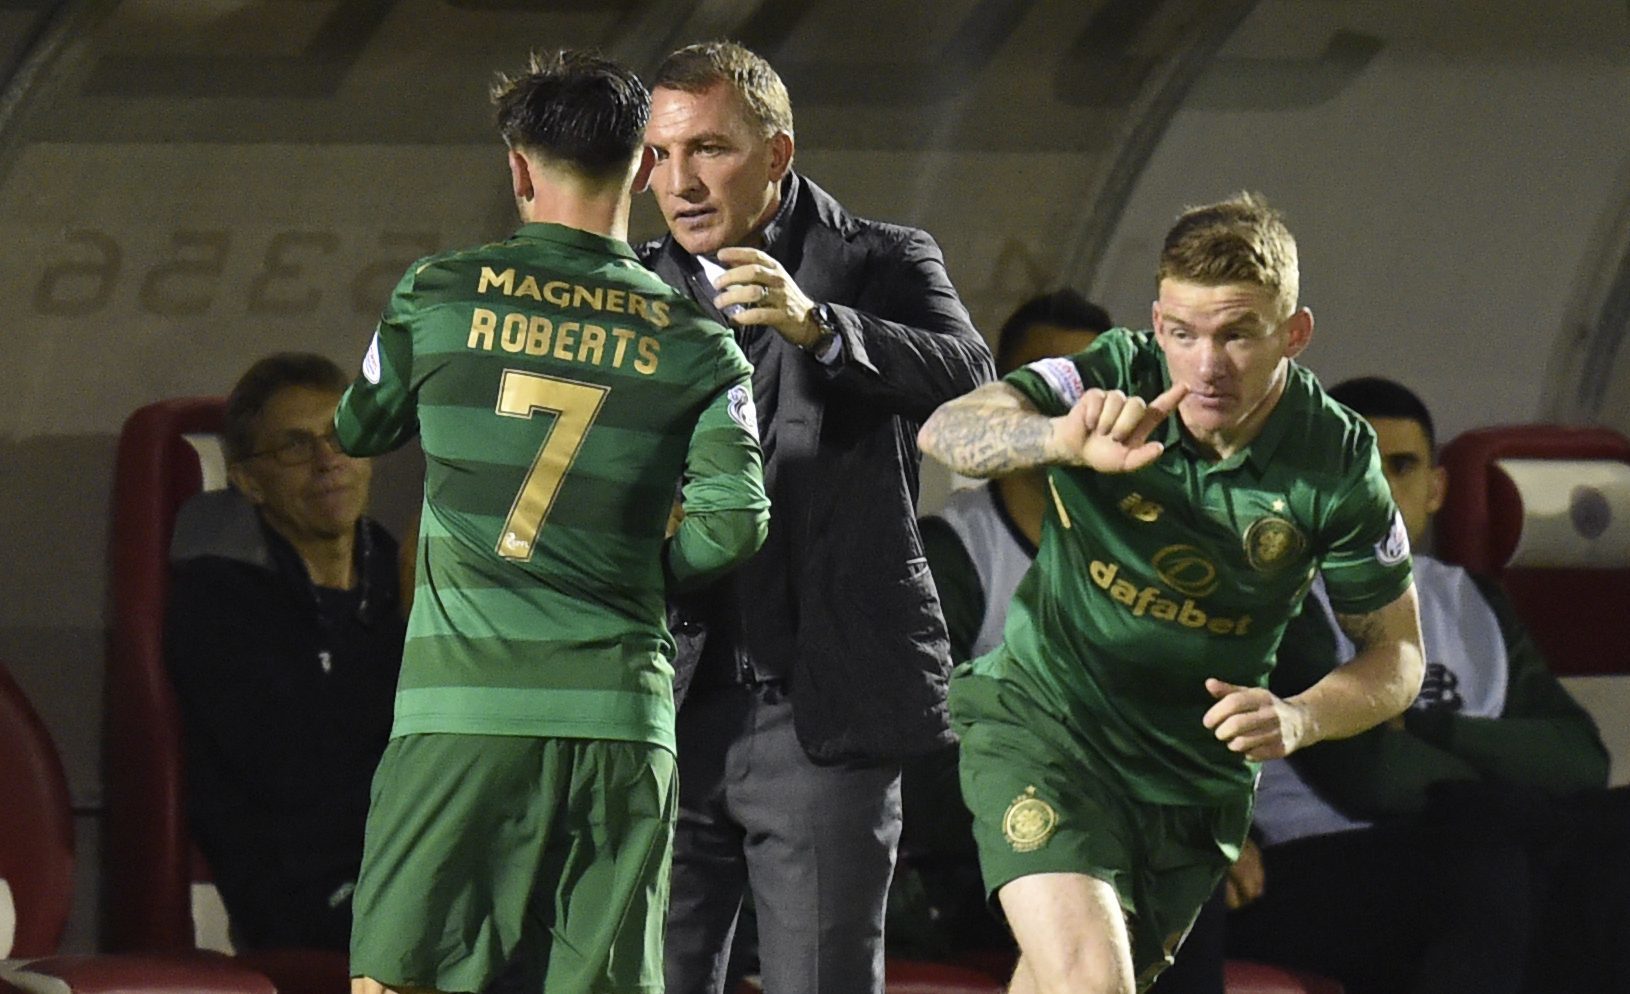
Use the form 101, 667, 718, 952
804, 302, 840, 356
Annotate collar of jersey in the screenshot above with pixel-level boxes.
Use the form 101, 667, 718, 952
512, 221, 639, 261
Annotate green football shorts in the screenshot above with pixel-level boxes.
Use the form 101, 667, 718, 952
350, 733, 676, 994
950, 664, 1251, 989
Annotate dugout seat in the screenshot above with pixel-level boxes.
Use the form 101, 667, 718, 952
0, 658, 277, 994
1225, 960, 1345, 994
105, 396, 348, 994
0, 659, 75, 959
1436, 423, 1630, 782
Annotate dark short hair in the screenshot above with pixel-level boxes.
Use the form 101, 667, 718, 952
491, 49, 650, 180
651, 40, 793, 138
1328, 376, 1437, 451
223, 352, 350, 462
994, 289, 1113, 375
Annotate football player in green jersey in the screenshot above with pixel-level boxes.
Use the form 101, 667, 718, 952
339, 51, 768, 994
917, 193, 1426, 994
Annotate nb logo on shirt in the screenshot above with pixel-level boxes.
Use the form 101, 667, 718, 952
1119, 491, 1163, 523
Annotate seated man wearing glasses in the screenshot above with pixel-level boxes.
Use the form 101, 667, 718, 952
165, 351, 406, 951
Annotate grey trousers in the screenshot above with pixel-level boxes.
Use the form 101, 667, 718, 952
664, 683, 903, 994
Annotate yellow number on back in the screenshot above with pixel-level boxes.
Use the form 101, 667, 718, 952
494, 369, 610, 560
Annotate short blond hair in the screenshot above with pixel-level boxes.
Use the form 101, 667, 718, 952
652, 40, 793, 139
1158, 192, 1299, 319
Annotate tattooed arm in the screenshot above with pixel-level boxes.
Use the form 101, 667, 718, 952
1204, 584, 1425, 760
917, 380, 1188, 478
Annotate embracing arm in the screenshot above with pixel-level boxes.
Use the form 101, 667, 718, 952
663, 382, 771, 591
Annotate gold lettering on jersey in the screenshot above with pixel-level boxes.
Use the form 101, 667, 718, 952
513, 275, 543, 301
554, 321, 578, 360
635, 336, 661, 374
1089, 559, 1253, 636
478, 267, 515, 295
477, 268, 672, 328
611, 327, 636, 366
466, 307, 661, 375
578, 323, 607, 365
1119, 491, 1163, 523
500, 311, 528, 352
468, 307, 497, 349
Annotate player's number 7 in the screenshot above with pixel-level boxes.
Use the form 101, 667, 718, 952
494, 368, 610, 560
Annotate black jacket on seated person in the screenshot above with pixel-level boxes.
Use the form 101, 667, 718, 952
640, 172, 994, 764
165, 488, 403, 950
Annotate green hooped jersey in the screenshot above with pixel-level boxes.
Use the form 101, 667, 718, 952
335, 223, 765, 752
982, 328, 1413, 804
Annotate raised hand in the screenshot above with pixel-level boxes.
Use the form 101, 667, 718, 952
1051, 382, 1188, 473
712, 246, 822, 348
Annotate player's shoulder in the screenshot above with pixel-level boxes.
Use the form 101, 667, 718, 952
1281, 364, 1381, 475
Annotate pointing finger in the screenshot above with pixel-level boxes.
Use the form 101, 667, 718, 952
1133, 382, 1189, 440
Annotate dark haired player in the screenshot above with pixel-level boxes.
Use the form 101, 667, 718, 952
340, 51, 768, 994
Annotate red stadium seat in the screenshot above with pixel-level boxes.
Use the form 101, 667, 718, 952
885, 958, 1006, 993
5, 952, 275, 994
0, 659, 283, 994
1225, 959, 1346, 993
1436, 424, 1630, 677
0, 659, 75, 957
104, 396, 349, 994
104, 395, 227, 953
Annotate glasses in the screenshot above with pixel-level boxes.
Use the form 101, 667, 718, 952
247, 429, 346, 467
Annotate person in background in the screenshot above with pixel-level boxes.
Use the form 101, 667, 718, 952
1232, 375, 1625, 994
166, 351, 404, 951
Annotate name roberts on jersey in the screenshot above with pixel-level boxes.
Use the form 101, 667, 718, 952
469, 265, 666, 374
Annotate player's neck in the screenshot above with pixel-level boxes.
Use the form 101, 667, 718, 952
520, 182, 631, 242
994, 470, 1048, 548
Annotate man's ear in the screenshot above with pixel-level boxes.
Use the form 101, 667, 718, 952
508, 148, 535, 202
632, 145, 656, 195
1427, 464, 1448, 517
767, 131, 794, 183
1282, 307, 1314, 359
227, 462, 265, 506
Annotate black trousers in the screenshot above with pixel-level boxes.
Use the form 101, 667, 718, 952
664, 683, 903, 994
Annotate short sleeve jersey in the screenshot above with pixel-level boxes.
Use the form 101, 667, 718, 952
334, 223, 762, 753
979, 328, 1412, 804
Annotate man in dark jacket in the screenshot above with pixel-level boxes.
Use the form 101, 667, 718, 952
166, 352, 404, 951
640, 40, 994, 994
